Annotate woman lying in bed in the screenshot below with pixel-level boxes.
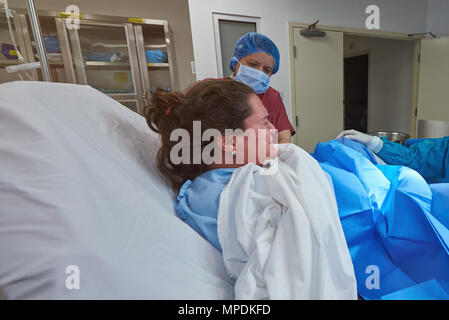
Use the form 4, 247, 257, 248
145, 79, 449, 300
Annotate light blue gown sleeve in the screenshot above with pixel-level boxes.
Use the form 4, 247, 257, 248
174, 168, 235, 252
377, 136, 449, 183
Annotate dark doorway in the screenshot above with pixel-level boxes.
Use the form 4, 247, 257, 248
344, 54, 368, 132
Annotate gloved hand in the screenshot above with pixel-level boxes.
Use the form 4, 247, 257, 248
336, 129, 383, 153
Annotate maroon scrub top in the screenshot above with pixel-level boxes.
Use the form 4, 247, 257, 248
258, 87, 296, 136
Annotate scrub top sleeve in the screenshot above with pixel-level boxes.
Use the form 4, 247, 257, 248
270, 90, 296, 136
377, 136, 449, 182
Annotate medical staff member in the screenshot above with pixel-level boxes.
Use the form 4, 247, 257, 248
337, 129, 449, 183
230, 32, 295, 144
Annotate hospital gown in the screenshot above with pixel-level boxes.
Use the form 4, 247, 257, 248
175, 168, 234, 252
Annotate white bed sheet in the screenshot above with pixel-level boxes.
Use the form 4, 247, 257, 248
0, 81, 233, 299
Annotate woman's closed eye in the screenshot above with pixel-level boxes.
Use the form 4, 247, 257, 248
263, 67, 273, 74
248, 61, 260, 68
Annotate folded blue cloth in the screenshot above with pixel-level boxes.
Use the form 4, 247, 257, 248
146, 49, 167, 63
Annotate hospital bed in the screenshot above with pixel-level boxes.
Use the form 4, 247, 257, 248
0, 81, 234, 299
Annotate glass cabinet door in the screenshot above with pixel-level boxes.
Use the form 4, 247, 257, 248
2, 10, 72, 84
0, 8, 34, 83
24, 14, 66, 82
62, 21, 143, 113
134, 22, 175, 106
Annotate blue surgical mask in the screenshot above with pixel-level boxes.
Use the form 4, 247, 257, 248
233, 59, 270, 94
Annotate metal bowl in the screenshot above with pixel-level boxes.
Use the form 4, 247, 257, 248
369, 131, 410, 145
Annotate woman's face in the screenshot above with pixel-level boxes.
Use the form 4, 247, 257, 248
234, 93, 278, 165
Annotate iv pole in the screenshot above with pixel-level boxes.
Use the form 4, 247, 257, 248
25, 0, 51, 81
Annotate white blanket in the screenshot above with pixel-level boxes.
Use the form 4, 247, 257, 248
217, 144, 357, 299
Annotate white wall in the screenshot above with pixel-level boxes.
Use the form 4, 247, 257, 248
344, 35, 415, 134
188, 0, 428, 121
427, 0, 449, 36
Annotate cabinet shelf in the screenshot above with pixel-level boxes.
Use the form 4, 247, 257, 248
85, 61, 130, 66
85, 61, 130, 67
82, 61, 168, 68
144, 44, 167, 49
0, 59, 19, 67
147, 62, 169, 67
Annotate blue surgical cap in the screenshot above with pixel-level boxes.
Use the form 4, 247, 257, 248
229, 32, 280, 75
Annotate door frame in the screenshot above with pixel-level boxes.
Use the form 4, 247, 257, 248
288, 22, 424, 143
212, 13, 261, 78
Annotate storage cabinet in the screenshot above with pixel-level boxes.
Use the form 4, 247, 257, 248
0, 8, 35, 82
0, 8, 176, 114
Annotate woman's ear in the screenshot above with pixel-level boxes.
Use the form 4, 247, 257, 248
233, 63, 240, 77
215, 135, 237, 165
216, 134, 235, 153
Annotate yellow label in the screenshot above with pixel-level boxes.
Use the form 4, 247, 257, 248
9, 50, 17, 56
129, 18, 144, 23
59, 12, 82, 19
147, 63, 153, 66
114, 72, 129, 83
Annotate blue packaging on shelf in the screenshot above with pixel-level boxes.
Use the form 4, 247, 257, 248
87, 52, 122, 62
1, 43, 18, 60
145, 49, 167, 63
44, 36, 61, 53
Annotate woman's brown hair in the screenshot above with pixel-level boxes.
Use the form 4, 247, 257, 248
144, 79, 253, 193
